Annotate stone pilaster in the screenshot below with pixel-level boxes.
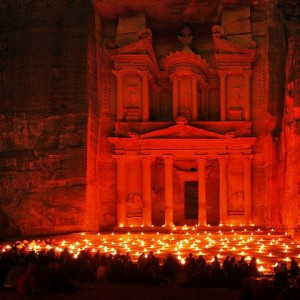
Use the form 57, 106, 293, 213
218, 155, 228, 225
195, 155, 207, 226
163, 155, 175, 226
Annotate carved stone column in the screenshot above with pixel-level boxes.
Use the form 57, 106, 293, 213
205, 85, 210, 118
113, 70, 125, 121
141, 155, 153, 226
244, 70, 252, 121
113, 155, 127, 227
195, 155, 207, 226
243, 154, 253, 224
140, 71, 150, 121
171, 74, 179, 121
192, 76, 198, 121
218, 155, 228, 225
163, 155, 175, 226
219, 70, 227, 121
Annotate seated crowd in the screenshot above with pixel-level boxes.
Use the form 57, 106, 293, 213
0, 241, 299, 299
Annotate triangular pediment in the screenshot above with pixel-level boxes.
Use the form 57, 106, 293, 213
139, 117, 231, 139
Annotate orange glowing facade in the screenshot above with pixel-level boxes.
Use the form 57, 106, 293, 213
86, 3, 300, 233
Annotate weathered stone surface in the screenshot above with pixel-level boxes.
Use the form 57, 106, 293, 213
0, 0, 89, 237
115, 14, 149, 47
222, 6, 251, 35
0, 0, 300, 237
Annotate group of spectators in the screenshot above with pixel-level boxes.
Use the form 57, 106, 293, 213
0, 240, 299, 299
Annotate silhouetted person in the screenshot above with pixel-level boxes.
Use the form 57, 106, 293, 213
237, 278, 252, 300
222, 256, 230, 274
249, 257, 259, 277
281, 275, 300, 300
290, 257, 299, 279
253, 277, 281, 300
196, 255, 206, 270
274, 262, 290, 292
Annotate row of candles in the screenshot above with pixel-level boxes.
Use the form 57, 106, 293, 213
1, 227, 299, 274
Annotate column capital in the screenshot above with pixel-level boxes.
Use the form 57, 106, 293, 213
140, 154, 154, 162
218, 69, 228, 78
217, 154, 228, 163
243, 69, 253, 77
137, 69, 151, 78
112, 154, 127, 162
163, 154, 175, 165
243, 154, 254, 162
112, 69, 125, 78
195, 154, 207, 163
169, 72, 179, 81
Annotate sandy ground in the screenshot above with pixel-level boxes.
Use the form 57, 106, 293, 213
0, 282, 241, 300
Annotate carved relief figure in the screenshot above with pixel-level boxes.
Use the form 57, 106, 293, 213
228, 192, 244, 213
233, 87, 242, 106
126, 192, 143, 218
127, 86, 140, 108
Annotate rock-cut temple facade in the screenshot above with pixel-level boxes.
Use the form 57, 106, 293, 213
1, 1, 300, 238
86, 2, 300, 233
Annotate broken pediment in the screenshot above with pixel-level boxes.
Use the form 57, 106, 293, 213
108, 28, 159, 70
139, 117, 232, 139
212, 25, 258, 61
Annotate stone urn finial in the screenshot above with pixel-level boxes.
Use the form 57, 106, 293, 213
177, 25, 193, 53
176, 116, 188, 125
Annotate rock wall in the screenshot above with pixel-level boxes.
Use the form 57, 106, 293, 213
277, 0, 300, 230
0, 0, 90, 238
1, 0, 300, 238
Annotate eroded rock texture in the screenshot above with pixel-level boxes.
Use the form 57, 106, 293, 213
0, 1, 89, 238
87, 0, 299, 231
1, 0, 300, 238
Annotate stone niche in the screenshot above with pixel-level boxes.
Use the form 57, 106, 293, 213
124, 75, 143, 120
227, 75, 245, 121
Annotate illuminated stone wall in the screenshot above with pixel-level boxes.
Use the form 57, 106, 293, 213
0, 1, 90, 238
1, 0, 299, 238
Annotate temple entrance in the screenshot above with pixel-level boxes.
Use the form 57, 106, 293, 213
206, 160, 220, 226
184, 181, 198, 221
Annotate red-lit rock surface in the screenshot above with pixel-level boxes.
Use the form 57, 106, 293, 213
1, 0, 300, 238
0, 1, 89, 237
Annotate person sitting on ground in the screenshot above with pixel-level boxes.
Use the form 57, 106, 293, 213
249, 257, 260, 277
274, 262, 290, 292
289, 257, 299, 279
222, 256, 230, 274
196, 255, 206, 270
281, 275, 300, 300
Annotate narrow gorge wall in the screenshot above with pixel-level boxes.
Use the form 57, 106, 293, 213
0, 1, 90, 238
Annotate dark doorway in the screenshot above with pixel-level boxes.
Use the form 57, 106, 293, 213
206, 160, 220, 225
185, 181, 198, 219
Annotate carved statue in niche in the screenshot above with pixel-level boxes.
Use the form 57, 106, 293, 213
126, 192, 143, 218
126, 86, 140, 108
228, 192, 244, 214
179, 81, 192, 119
181, 89, 191, 109
233, 87, 242, 106
229, 86, 243, 120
